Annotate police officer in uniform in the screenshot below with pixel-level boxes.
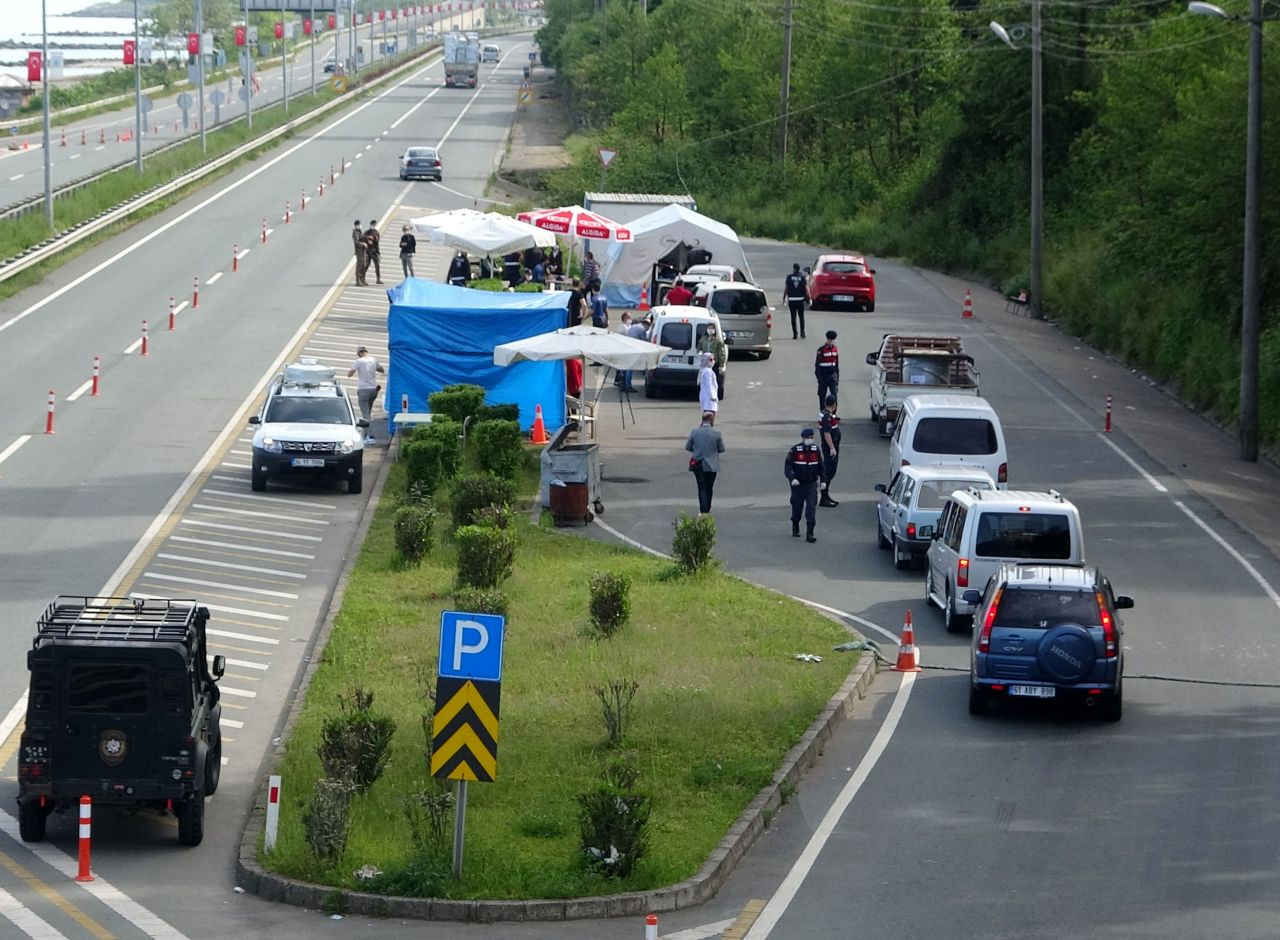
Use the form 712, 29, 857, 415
819, 395, 841, 507
784, 263, 809, 339
815, 330, 839, 411
785, 427, 823, 542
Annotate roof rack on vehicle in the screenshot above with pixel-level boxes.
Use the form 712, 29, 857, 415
35, 596, 205, 645
280, 359, 338, 389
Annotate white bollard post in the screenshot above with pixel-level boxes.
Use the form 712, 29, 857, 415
264, 775, 282, 852
645, 913, 658, 939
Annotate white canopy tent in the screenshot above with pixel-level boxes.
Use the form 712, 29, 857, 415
598, 204, 753, 308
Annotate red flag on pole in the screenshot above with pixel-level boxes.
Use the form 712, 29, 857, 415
303, 18, 312, 34
328, 13, 337, 28
123, 40, 135, 65
273, 21, 283, 39
27, 51, 41, 82
187, 33, 199, 55
234, 25, 246, 46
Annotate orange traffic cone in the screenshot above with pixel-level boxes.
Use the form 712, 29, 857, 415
530, 403, 549, 445
637, 282, 650, 311
892, 611, 921, 672
962, 289, 973, 319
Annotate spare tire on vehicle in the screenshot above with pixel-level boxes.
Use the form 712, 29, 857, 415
1036, 624, 1096, 684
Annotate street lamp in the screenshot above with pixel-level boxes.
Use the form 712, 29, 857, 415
1188, 0, 1265, 462
990, 0, 1043, 322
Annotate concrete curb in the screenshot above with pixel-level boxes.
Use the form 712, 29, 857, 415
234, 532, 880, 920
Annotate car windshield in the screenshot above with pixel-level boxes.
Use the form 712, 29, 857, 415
264, 397, 352, 425
406, 148, 435, 159
67, 664, 148, 714
974, 512, 1073, 559
823, 261, 865, 274
917, 478, 991, 509
912, 417, 997, 455
993, 588, 1100, 629
709, 290, 767, 317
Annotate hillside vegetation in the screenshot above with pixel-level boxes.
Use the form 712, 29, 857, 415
536, 0, 1280, 447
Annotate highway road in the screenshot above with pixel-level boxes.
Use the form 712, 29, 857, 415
0, 11, 496, 211
3, 22, 1280, 940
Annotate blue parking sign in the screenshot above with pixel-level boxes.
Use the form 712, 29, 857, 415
438, 611, 506, 682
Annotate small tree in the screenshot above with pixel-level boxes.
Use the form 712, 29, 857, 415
451, 473, 516, 529
455, 525, 517, 588
588, 572, 631, 637
428, 384, 485, 423
393, 504, 435, 564
672, 513, 717, 573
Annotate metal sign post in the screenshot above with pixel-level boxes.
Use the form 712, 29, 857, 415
598, 146, 617, 194
452, 780, 467, 878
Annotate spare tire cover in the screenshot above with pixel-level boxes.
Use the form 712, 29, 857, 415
1037, 624, 1096, 684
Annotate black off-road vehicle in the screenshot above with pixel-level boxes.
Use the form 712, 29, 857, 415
17, 596, 225, 846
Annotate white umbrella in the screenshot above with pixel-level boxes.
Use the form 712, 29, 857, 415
429, 212, 558, 256
494, 325, 670, 443
409, 208, 486, 236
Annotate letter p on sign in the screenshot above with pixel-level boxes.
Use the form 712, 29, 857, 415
438, 611, 505, 682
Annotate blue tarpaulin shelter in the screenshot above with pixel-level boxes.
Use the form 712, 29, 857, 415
386, 280, 570, 434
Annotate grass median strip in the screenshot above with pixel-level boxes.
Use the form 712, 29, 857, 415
263, 461, 857, 899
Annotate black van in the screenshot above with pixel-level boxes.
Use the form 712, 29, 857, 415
18, 596, 224, 846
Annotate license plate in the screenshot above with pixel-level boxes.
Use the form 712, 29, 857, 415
291, 458, 326, 468
1008, 685, 1056, 699
834, 294, 855, 302
727, 330, 752, 338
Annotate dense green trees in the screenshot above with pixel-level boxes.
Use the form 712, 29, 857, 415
537, 0, 1280, 445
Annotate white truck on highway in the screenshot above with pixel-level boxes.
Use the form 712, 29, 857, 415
443, 31, 479, 88
865, 333, 980, 435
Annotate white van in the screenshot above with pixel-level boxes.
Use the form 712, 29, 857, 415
481, 43, 500, 63
889, 394, 1008, 488
924, 488, 1085, 631
643, 305, 726, 399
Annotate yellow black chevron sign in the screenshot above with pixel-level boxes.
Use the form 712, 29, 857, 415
430, 676, 501, 782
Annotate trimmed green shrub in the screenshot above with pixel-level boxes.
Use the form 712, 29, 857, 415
672, 513, 717, 574
455, 524, 517, 588
588, 573, 631, 638
303, 777, 354, 862
401, 418, 461, 495
471, 419, 527, 480
451, 473, 517, 529
428, 384, 485, 423
317, 689, 397, 794
475, 402, 521, 423
393, 505, 435, 564
451, 586, 510, 617
577, 755, 651, 879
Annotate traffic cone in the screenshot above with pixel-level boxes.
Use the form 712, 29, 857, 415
962, 289, 973, 319
60, 129, 66, 147
892, 611, 921, 672
80, 128, 86, 145
637, 283, 650, 311
530, 403, 549, 444
100, 128, 106, 144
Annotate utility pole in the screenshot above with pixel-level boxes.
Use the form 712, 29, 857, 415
196, 0, 206, 152
244, 0, 253, 130
1029, 0, 1043, 319
41, 0, 52, 227
777, 0, 793, 163
133, 0, 142, 172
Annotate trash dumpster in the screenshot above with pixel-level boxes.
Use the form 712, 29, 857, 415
540, 423, 603, 520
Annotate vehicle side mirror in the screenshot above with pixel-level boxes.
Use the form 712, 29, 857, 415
248, 415, 261, 425
874, 483, 887, 493
962, 590, 983, 605
918, 524, 934, 539
357, 418, 370, 429
865, 352, 878, 365
1114, 596, 1135, 610
869, 268, 877, 275
211, 655, 226, 679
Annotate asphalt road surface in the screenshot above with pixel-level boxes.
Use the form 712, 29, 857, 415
0, 12, 488, 210
3, 28, 1280, 940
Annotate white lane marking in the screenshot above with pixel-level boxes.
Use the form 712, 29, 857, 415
0, 436, 31, 467
170, 535, 315, 559
388, 88, 438, 129
1097, 433, 1168, 493
157, 552, 307, 579
0, 885, 71, 939
131, 592, 290, 622
189, 503, 330, 525
264, 227, 275, 239
436, 80, 486, 150
0, 809, 190, 940
354, 152, 363, 159
66, 379, 94, 401
592, 518, 669, 559
69, 153, 80, 160
140, 572, 299, 599
363, 143, 372, 150
93, 145, 104, 151
207, 627, 281, 645
236, 247, 250, 260
220, 718, 245, 729
219, 686, 258, 699
202, 488, 336, 509
664, 921, 737, 940
124, 337, 142, 354
214, 656, 268, 671
7, 174, 22, 181
179, 519, 323, 542
1175, 500, 1280, 613
221, 462, 252, 470
206, 271, 223, 285
792, 598, 900, 643
0, 693, 28, 744
745, 672, 917, 939
0, 54, 441, 337
172, 300, 189, 316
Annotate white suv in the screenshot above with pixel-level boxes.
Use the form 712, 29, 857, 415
248, 360, 368, 494
924, 488, 1084, 632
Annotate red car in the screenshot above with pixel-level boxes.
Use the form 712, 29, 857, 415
809, 254, 877, 312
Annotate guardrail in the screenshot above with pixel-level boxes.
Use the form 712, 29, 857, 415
0, 44, 444, 287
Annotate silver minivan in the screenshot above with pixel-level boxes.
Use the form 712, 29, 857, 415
889, 394, 1008, 488
691, 281, 772, 359
875, 466, 996, 569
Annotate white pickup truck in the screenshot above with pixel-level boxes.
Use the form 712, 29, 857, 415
865, 334, 980, 435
